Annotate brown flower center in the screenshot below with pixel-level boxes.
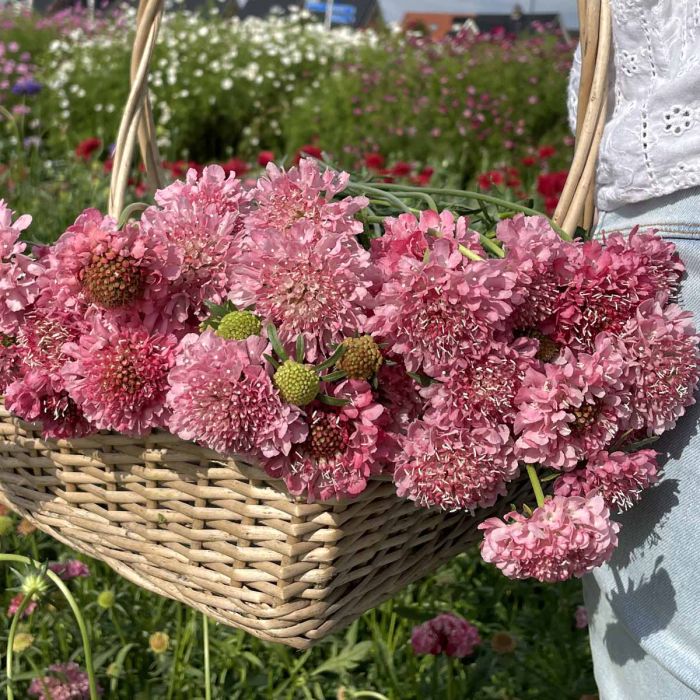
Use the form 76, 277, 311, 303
82, 253, 144, 308
515, 327, 560, 363
308, 413, 348, 460
571, 401, 600, 432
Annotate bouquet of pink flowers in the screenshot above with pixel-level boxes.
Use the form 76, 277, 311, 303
1, 159, 697, 583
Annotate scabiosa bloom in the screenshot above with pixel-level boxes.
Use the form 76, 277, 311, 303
5, 371, 93, 439
7, 593, 37, 618
514, 336, 631, 470
375, 361, 423, 434
265, 380, 386, 501
422, 340, 537, 428
619, 300, 700, 434
0, 200, 43, 334
231, 228, 374, 362
0, 338, 21, 393
554, 449, 659, 510
497, 214, 579, 328
602, 227, 684, 300
245, 159, 368, 239
479, 494, 619, 582
167, 331, 306, 457
370, 210, 483, 281
369, 240, 516, 376
550, 237, 672, 351
554, 449, 660, 509
411, 613, 481, 658
394, 421, 519, 511
50, 208, 180, 314
61, 319, 177, 435
49, 560, 90, 580
28, 662, 100, 700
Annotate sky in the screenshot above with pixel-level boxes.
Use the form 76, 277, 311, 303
378, 0, 579, 28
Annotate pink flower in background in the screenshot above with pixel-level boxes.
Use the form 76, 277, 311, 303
245, 159, 368, 239
369, 243, 516, 376
29, 662, 100, 700
49, 560, 90, 580
62, 318, 177, 435
0, 340, 21, 393
0, 200, 43, 334
575, 606, 589, 629
422, 340, 537, 428
411, 613, 481, 657
231, 228, 374, 362
394, 421, 519, 511
167, 331, 306, 457
479, 495, 619, 582
514, 336, 630, 470
5, 370, 93, 439
497, 214, 579, 328
375, 361, 422, 434
7, 593, 36, 618
370, 210, 483, 281
265, 380, 387, 501
50, 208, 180, 314
619, 300, 700, 434
554, 449, 659, 510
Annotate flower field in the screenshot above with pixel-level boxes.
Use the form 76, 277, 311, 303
0, 6, 602, 699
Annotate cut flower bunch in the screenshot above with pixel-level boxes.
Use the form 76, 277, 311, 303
1, 158, 697, 584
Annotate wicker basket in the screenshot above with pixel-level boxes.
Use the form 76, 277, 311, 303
0, 0, 611, 649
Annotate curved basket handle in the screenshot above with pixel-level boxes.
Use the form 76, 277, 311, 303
552, 0, 612, 236
107, 0, 612, 234
108, 0, 165, 220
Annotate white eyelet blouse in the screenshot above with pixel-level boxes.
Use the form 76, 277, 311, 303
568, 0, 700, 212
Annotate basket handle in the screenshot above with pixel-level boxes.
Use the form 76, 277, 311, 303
107, 0, 612, 234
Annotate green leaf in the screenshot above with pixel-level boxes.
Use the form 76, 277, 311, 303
263, 354, 280, 370
321, 370, 347, 383
311, 641, 374, 677
407, 371, 433, 388
267, 324, 288, 361
295, 334, 305, 363
318, 394, 350, 407
315, 344, 347, 372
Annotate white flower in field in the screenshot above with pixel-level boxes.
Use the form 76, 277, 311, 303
61, 110, 70, 120
221, 78, 233, 90
95, 104, 103, 112
106, 104, 115, 113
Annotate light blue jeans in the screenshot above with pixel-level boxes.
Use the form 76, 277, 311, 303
587, 188, 700, 699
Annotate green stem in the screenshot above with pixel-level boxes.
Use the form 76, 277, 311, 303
366, 182, 571, 241
458, 244, 483, 262
202, 614, 211, 700
479, 234, 505, 258
526, 464, 545, 508
348, 184, 412, 213
0, 554, 99, 700
6, 593, 32, 700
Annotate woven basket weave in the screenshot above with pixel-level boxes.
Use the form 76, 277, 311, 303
0, 0, 611, 648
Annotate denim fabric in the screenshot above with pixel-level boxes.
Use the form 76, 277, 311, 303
586, 187, 700, 699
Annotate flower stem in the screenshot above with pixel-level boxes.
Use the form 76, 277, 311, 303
526, 464, 545, 508
479, 234, 506, 258
458, 244, 483, 262
6, 593, 32, 700
202, 613, 211, 700
365, 182, 572, 241
0, 554, 99, 700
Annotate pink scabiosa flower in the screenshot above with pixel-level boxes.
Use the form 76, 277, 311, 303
0, 200, 43, 334
7, 593, 37, 618
246, 159, 368, 239
231, 228, 374, 362
619, 300, 700, 434
61, 317, 177, 435
5, 371, 93, 439
50, 208, 180, 314
394, 421, 519, 511
265, 380, 386, 501
554, 449, 659, 510
550, 236, 671, 351
411, 613, 481, 658
375, 360, 423, 434
479, 494, 619, 582
422, 340, 537, 428
49, 560, 90, 580
28, 662, 100, 700
497, 214, 579, 328
370, 210, 483, 281
602, 227, 684, 300
0, 337, 21, 393
514, 336, 631, 470
167, 331, 306, 457
368, 241, 516, 377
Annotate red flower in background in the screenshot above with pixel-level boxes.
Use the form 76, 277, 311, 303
478, 170, 504, 189
257, 150, 275, 167
74, 137, 102, 161
390, 161, 413, 177
521, 155, 537, 167
413, 166, 434, 186
537, 170, 568, 214
538, 145, 556, 160
296, 144, 323, 162
364, 152, 385, 171
221, 157, 250, 178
